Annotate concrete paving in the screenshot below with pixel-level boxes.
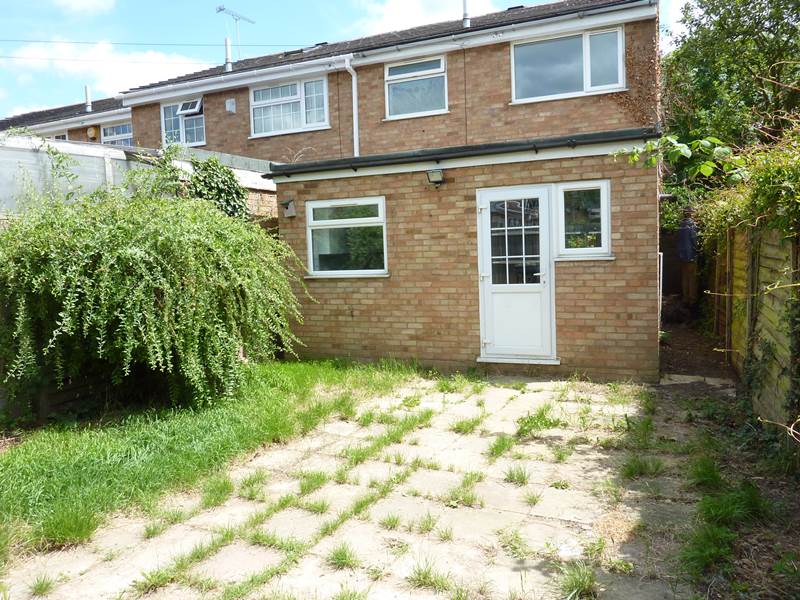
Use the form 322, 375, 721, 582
1, 377, 698, 599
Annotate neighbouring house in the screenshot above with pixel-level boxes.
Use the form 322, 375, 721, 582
0, 92, 133, 145
1, 0, 662, 380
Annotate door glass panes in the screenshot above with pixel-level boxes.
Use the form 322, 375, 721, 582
563, 188, 602, 248
489, 198, 540, 284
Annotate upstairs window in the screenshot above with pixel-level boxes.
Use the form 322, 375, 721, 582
512, 28, 624, 103
162, 99, 205, 146
101, 122, 133, 146
251, 77, 328, 137
385, 56, 447, 119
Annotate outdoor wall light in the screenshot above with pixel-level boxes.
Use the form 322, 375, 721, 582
281, 199, 296, 218
426, 169, 445, 185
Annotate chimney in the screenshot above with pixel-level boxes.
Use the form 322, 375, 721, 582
84, 85, 92, 113
224, 37, 233, 72
462, 0, 471, 28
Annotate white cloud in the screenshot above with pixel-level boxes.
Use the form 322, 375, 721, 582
354, 0, 501, 36
3, 38, 212, 98
660, 0, 689, 52
53, 0, 115, 14
0, 89, 7, 102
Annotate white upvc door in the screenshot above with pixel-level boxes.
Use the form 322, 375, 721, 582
477, 185, 556, 362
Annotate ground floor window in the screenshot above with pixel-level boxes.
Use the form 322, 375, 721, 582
556, 180, 611, 257
306, 196, 387, 276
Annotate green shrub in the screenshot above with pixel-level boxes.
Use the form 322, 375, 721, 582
0, 192, 302, 406
188, 156, 249, 218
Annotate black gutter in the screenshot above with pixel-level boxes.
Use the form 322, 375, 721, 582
264, 126, 661, 178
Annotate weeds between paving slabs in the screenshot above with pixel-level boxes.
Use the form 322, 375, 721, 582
657, 384, 800, 598
131, 406, 435, 599
0, 359, 417, 569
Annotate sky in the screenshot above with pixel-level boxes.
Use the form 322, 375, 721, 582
0, 0, 688, 119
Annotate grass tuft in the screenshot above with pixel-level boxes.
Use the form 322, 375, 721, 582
29, 573, 55, 597
504, 465, 530, 486
378, 513, 401, 530
516, 404, 561, 438
688, 456, 726, 491
449, 416, 483, 435
679, 522, 737, 579
497, 528, 532, 560
201, 474, 234, 508
487, 434, 515, 460
620, 455, 665, 479
407, 559, 451, 592
326, 542, 360, 570
698, 481, 771, 526
558, 561, 598, 598
524, 491, 542, 507
298, 471, 329, 496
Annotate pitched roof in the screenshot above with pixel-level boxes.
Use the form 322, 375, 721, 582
0, 96, 124, 131
125, 0, 644, 93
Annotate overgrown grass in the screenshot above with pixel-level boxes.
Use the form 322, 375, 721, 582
449, 415, 483, 435
688, 456, 726, 491
0, 360, 415, 560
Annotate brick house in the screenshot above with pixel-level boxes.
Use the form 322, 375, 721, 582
2, 0, 662, 380
0, 95, 133, 145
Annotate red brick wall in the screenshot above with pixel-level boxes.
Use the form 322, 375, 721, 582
129, 18, 657, 160
277, 154, 660, 381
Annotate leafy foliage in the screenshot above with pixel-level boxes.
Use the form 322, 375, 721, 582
663, 0, 800, 145
0, 191, 302, 405
188, 155, 249, 218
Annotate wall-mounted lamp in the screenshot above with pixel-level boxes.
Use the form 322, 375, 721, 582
281, 199, 296, 218
426, 169, 444, 186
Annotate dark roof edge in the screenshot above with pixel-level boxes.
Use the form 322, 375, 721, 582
265, 127, 661, 178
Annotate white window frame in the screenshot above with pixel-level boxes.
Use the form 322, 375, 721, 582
175, 98, 202, 116
305, 196, 388, 278
50, 132, 68, 141
100, 121, 133, 146
249, 76, 329, 139
510, 26, 625, 104
384, 55, 448, 121
555, 179, 611, 258
160, 99, 206, 148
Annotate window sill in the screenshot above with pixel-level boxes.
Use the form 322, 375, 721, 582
554, 255, 615, 262
382, 109, 449, 122
509, 87, 627, 106
304, 272, 390, 280
249, 124, 331, 140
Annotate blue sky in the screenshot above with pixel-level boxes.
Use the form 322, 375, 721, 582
0, 0, 685, 119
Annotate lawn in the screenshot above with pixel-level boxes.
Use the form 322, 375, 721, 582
0, 359, 416, 567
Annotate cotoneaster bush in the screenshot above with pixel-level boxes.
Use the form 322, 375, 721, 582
0, 190, 302, 407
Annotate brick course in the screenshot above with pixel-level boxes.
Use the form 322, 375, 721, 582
277, 155, 660, 381
129, 19, 657, 161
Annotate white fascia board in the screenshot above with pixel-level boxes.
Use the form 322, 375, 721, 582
25, 108, 131, 134
120, 1, 655, 106
351, 3, 656, 67
270, 141, 638, 183
121, 55, 353, 106
0, 135, 129, 160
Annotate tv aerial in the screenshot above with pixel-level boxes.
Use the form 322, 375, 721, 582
216, 5, 255, 60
